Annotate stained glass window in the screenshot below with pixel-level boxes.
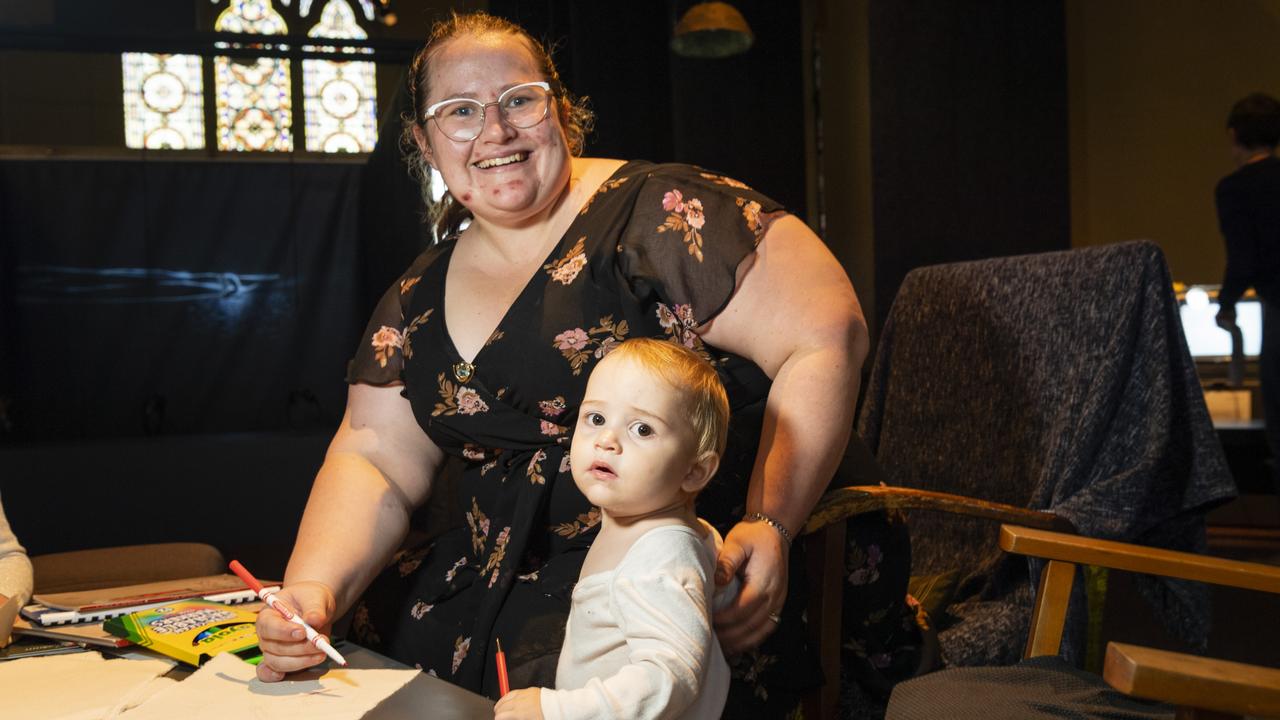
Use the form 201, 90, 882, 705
213, 0, 293, 152
302, 0, 377, 153
122, 53, 207, 150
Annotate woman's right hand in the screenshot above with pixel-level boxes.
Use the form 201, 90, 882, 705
254, 581, 338, 681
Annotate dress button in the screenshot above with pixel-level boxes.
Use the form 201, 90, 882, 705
453, 361, 475, 383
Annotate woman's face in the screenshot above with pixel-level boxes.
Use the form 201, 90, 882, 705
416, 34, 572, 228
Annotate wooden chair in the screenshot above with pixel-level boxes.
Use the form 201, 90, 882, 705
32, 542, 227, 594
1002, 524, 1280, 719
798, 242, 1238, 718
800, 486, 1075, 720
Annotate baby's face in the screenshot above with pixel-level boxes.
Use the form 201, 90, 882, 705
569, 353, 702, 519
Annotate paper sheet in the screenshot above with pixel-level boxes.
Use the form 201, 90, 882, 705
0, 650, 176, 720
117, 652, 419, 720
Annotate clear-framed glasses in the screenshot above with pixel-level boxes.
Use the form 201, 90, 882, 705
424, 81, 553, 142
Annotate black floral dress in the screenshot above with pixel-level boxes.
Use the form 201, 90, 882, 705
346, 161, 920, 716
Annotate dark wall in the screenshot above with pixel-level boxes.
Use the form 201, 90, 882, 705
868, 0, 1070, 329
489, 0, 807, 218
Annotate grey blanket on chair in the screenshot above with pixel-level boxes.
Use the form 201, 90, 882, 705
858, 240, 1237, 666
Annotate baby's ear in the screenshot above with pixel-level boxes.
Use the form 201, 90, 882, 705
681, 451, 720, 495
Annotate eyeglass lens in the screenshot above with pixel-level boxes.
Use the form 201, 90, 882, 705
433, 84, 550, 141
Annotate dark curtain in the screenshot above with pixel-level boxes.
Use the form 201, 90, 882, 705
0, 159, 364, 441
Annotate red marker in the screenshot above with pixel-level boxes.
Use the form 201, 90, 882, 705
229, 560, 347, 667
495, 638, 510, 696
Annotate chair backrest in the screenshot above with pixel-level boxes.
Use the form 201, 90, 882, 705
858, 241, 1236, 658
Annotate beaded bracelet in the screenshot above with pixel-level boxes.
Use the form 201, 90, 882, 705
744, 511, 794, 546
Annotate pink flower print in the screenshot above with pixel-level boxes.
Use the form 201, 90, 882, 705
559, 454, 572, 474
662, 188, 685, 213
554, 328, 590, 352
454, 386, 489, 415
451, 636, 471, 675
685, 198, 706, 230
462, 445, 485, 461
410, 601, 434, 620
550, 252, 587, 285
540, 420, 564, 436
370, 325, 404, 368
849, 544, 882, 586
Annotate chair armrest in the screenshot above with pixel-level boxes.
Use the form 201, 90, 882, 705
998, 525, 1280, 594
1104, 642, 1280, 718
802, 486, 1073, 535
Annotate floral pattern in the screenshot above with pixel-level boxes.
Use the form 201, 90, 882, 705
539, 396, 567, 418
578, 175, 629, 215
658, 188, 707, 262
553, 507, 601, 539
545, 236, 588, 286
402, 308, 433, 360
466, 497, 490, 555
482, 526, 511, 588
848, 543, 882, 586
700, 171, 751, 190
553, 315, 629, 375
526, 449, 547, 485
371, 325, 403, 368
737, 197, 765, 241
432, 373, 490, 417
451, 635, 471, 675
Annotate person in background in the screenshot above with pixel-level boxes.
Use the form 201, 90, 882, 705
495, 339, 732, 720
1216, 92, 1280, 495
256, 11, 919, 716
0, 491, 34, 647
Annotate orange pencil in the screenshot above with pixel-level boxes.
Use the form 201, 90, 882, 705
495, 638, 510, 696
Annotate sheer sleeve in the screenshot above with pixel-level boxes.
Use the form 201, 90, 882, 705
345, 250, 434, 386
617, 165, 786, 326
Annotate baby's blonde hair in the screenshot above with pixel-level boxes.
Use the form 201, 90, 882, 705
607, 338, 729, 458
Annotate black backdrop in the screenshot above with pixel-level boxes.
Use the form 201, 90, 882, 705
1, 160, 363, 441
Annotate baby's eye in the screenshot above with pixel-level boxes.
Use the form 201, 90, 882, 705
630, 422, 654, 438
584, 412, 605, 426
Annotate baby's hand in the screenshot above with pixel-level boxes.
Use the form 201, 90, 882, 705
494, 687, 543, 720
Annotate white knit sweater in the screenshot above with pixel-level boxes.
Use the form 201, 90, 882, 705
540, 521, 729, 720
0, 491, 33, 606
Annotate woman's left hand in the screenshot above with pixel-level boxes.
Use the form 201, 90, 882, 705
713, 520, 789, 654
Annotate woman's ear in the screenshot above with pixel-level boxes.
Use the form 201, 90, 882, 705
412, 125, 434, 168
681, 451, 720, 495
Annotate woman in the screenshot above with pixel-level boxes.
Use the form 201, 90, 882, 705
257, 11, 919, 715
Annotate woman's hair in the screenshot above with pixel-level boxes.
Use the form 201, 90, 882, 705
607, 338, 730, 459
1228, 93, 1280, 150
400, 11, 596, 240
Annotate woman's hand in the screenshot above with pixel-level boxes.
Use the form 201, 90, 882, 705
713, 520, 789, 654
494, 688, 543, 720
254, 581, 338, 682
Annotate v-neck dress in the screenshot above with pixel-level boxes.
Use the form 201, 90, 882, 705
345, 161, 920, 715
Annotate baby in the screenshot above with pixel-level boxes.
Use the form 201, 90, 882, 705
495, 338, 732, 720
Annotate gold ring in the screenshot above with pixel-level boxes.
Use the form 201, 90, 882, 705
768, 612, 781, 624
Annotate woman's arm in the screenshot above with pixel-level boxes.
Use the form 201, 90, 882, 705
696, 214, 869, 653
257, 382, 443, 680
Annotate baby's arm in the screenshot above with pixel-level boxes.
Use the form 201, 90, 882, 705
495, 688, 543, 720
540, 532, 715, 720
